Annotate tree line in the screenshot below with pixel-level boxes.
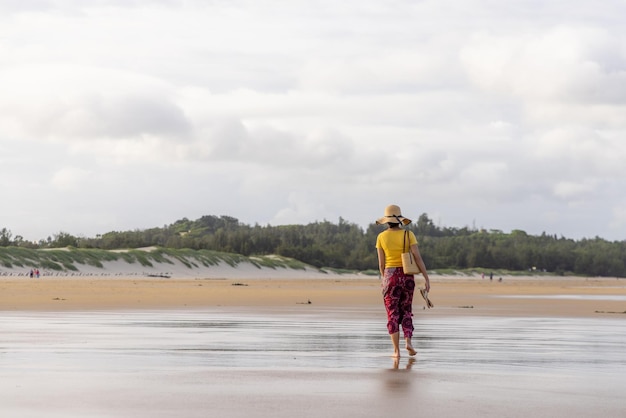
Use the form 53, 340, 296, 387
2, 214, 625, 277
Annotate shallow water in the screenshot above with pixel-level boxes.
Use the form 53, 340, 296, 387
1, 308, 625, 417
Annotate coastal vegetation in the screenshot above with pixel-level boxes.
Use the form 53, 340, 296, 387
1, 215, 625, 277
0, 246, 310, 274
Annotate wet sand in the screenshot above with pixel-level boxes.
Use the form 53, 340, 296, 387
1, 308, 625, 417
1, 276, 625, 417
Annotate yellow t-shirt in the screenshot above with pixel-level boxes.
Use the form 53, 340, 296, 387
375, 229, 418, 268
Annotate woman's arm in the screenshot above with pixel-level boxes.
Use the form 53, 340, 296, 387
410, 244, 430, 291
377, 247, 386, 277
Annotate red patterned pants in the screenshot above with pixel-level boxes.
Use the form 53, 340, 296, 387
381, 267, 415, 338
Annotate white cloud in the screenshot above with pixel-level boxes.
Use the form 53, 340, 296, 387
1, 0, 626, 242
51, 167, 93, 191
553, 180, 597, 200
610, 202, 626, 230
0, 65, 189, 140
460, 25, 626, 103
270, 192, 332, 226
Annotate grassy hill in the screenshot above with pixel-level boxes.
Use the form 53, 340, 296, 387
0, 246, 326, 275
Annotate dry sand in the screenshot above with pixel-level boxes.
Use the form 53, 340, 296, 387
1, 274, 625, 317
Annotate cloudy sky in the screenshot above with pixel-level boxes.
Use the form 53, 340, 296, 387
1, 0, 626, 242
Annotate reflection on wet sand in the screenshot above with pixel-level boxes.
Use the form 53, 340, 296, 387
384, 357, 416, 395
392, 356, 416, 371
1, 308, 625, 417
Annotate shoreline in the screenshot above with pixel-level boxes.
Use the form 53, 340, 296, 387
1, 275, 625, 317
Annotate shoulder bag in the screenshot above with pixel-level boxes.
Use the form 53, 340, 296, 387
401, 230, 421, 275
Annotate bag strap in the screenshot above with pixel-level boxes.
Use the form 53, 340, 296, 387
403, 230, 409, 252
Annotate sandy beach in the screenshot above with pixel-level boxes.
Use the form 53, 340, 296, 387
2, 273, 625, 417
1, 274, 625, 317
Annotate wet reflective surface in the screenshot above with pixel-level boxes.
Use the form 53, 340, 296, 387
1, 308, 625, 417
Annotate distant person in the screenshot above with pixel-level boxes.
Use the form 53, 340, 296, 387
490, 272, 493, 281
29, 269, 34, 278
375, 204, 431, 359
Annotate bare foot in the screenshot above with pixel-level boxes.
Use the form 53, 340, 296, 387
392, 351, 401, 359
406, 345, 417, 356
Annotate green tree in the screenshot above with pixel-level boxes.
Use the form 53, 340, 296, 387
0, 228, 13, 246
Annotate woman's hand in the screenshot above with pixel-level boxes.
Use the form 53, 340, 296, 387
411, 244, 430, 292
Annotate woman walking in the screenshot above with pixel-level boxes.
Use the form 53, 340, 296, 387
375, 204, 431, 358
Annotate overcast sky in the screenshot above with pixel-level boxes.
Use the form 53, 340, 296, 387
2, 0, 626, 242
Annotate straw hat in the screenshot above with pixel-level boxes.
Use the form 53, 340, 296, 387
376, 204, 412, 225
